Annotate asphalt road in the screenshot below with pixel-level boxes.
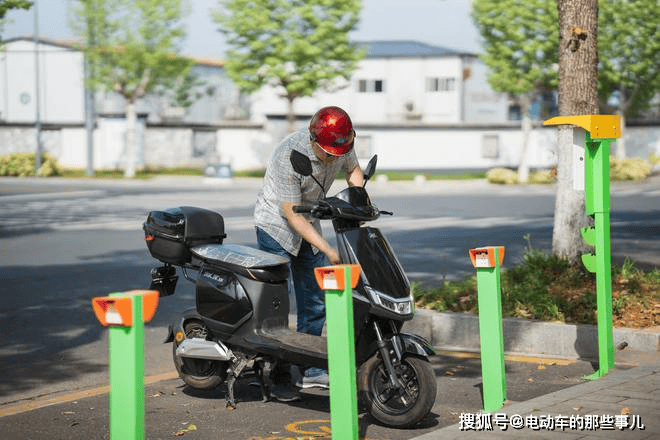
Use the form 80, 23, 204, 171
1, 175, 659, 438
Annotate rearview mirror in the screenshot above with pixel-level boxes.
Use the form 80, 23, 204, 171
363, 155, 378, 184
290, 150, 313, 176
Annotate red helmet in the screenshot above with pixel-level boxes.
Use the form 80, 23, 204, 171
309, 106, 355, 156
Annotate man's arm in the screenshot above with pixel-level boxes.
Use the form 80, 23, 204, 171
281, 201, 341, 264
346, 164, 364, 187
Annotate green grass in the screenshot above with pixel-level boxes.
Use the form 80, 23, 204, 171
59, 167, 205, 179
375, 171, 486, 181
413, 248, 660, 328
58, 167, 486, 181
58, 166, 270, 179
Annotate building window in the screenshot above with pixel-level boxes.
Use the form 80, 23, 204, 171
508, 104, 522, 121
357, 79, 385, 93
481, 134, 500, 159
426, 77, 456, 92
354, 134, 373, 160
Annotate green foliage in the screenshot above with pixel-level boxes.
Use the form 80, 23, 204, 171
414, 247, 660, 327
0, 152, 61, 177
0, 0, 31, 19
72, 0, 194, 103
599, 0, 660, 117
649, 153, 660, 165
471, 0, 558, 98
214, 0, 364, 102
610, 157, 652, 181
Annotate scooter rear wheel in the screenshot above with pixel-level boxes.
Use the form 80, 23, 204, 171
173, 320, 228, 390
358, 353, 436, 428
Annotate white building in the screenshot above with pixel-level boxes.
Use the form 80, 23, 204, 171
251, 40, 510, 127
0, 36, 244, 125
5, 37, 656, 172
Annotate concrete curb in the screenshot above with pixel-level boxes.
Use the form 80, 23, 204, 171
409, 362, 660, 440
404, 309, 660, 360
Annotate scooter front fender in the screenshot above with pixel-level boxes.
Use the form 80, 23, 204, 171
396, 332, 436, 359
164, 308, 203, 343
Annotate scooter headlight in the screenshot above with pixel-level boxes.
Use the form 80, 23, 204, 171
366, 286, 414, 315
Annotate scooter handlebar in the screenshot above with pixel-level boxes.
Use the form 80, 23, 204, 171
293, 205, 313, 214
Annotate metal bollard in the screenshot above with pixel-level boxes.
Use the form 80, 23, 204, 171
314, 264, 361, 440
92, 290, 159, 440
470, 246, 506, 413
544, 115, 621, 378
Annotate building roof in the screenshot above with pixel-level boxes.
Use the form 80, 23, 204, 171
4, 36, 226, 67
361, 40, 474, 58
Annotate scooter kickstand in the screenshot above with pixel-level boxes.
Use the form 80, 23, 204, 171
225, 353, 252, 410
225, 374, 238, 410
253, 360, 272, 403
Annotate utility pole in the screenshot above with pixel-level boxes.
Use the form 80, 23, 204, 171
33, 0, 42, 175
84, 7, 96, 177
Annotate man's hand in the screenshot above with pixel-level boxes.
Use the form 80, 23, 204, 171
325, 248, 341, 265
282, 201, 340, 264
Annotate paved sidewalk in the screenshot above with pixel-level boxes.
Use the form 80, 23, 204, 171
412, 350, 660, 440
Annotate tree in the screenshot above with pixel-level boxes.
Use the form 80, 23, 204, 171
0, 0, 31, 39
552, 0, 599, 264
73, 0, 194, 177
0, 0, 31, 21
471, 0, 558, 182
598, 0, 660, 159
213, 0, 364, 132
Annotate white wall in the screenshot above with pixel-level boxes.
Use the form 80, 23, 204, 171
0, 40, 84, 124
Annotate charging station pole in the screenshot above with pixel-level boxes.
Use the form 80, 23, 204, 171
92, 290, 159, 440
470, 246, 506, 413
544, 115, 621, 378
314, 264, 361, 440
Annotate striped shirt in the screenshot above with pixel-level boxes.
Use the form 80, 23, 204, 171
254, 129, 359, 256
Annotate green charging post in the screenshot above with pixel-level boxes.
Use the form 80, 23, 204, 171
314, 264, 361, 440
92, 290, 159, 440
470, 246, 506, 413
544, 115, 621, 379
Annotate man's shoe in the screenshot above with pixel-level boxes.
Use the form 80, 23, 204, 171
269, 384, 301, 402
296, 368, 329, 389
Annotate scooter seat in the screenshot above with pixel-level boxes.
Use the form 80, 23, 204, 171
191, 244, 290, 283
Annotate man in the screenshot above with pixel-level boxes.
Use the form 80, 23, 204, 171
254, 106, 363, 393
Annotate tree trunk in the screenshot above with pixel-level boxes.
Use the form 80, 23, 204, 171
124, 100, 137, 178
552, 0, 599, 263
614, 111, 626, 160
286, 96, 296, 133
518, 110, 532, 183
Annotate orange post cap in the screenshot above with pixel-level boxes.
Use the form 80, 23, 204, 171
469, 246, 505, 269
543, 114, 621, 139
92, 290, 159, 327
314, 264, 361, 291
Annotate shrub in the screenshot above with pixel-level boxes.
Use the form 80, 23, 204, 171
528, 169, 556, 184
0, 152, 61, 177
486, 168, 518, 184
649, 153, 660, 165
610, 157, 652, 181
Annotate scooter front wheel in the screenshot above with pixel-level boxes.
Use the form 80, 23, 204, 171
173, 319, 228, 390
358, 353, 437, 428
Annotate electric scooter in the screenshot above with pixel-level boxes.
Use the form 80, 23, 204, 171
143, 152, 437, 428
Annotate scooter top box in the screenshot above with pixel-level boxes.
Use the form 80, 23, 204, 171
143, 206, 226, 265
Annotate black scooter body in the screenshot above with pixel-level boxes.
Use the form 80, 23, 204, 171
147, 154, 437, 428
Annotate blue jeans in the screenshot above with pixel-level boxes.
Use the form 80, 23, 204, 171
256, 228, 328, 337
